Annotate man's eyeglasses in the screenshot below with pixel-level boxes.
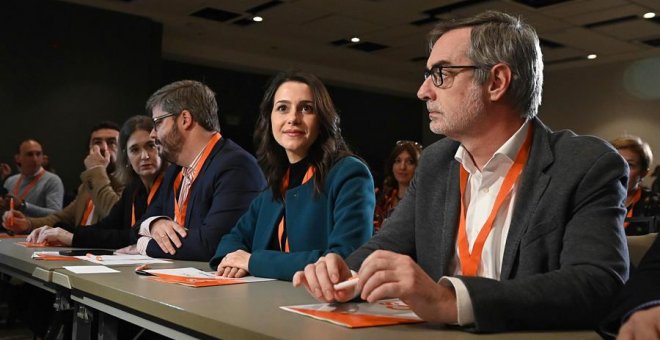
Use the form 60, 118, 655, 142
423, 65, 480, 88
152, 112, 178, 131
396, 140, 422, 150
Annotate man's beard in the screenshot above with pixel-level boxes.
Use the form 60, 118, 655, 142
161, 125, 184, 164
428, 82, 484, 137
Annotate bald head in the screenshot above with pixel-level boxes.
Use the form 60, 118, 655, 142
15, 139, 44, 176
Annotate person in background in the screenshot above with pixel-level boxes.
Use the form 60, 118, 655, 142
210, 71, 374, 281
652, 165, 660, 195
2, 122, 122, 339
0, 162, 11, 184
27, 116, 167, 248
293, 10, 628, 332
374, 140, 422, 232
1, 139, 64, 217
599, 235, 660, 339
610, 135, 660, 235
2, 121, 123, 233
129, 80, 265, 261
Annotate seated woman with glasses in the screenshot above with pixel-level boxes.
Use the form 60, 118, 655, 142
209, 70, 374, 281
374, 141, 422, 232
27, 116, 167, 248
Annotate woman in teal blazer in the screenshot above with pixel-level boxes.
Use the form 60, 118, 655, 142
209, 71, 374, 280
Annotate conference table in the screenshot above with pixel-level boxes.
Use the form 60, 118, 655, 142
0, 236, 602, 339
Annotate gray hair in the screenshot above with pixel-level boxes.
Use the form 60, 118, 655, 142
428, 11, 543, 118
146, 80, 220, 132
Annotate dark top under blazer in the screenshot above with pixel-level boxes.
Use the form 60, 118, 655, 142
346, 118, 629, 332
600, 234, 660, 337
210, 156, 375, 280
71, 178, 160, 249
140, 137, 266, 261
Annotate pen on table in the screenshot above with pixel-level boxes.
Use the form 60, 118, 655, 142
333, 277, 359, 290
134, 264, 153, 276
86, 253, 104, 261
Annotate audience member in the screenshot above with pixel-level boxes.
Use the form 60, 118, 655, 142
27, 116, 166, 248
0, 162, 11, 183
374, 140, 422, 232
2, 121, 123, 233
210, 71, 374, 280
129, 80, 265, 261
293, 10, 628, 332
1, 139, 64, 218
599, 235, 660, 339
652, 165, 660, 195
610, 135, 660, 235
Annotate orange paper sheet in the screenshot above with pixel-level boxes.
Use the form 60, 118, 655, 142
0, 234, 24, 239
148, 273, 242, 287
16, 241, 64, 248
287, 308, 423, 328
281, 299, 423, 328
33, 254, 79, 261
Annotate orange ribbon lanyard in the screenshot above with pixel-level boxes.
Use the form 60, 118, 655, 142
131, 173, 164, 226
173, 133, 221, 226
457, 125, 534, 276
12, 168, 46, 201
278, 166, 314, 253
80, 199, 94, 226
623, 188, 642, 229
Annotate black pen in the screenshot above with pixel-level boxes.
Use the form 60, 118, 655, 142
134, 264, 154, 276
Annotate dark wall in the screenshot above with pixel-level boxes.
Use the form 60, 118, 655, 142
0, 0, 161, 191
160, 61, 423, 186
0, 0, 422, 193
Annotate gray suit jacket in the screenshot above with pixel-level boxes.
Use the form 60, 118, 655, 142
347, 118, 629, 332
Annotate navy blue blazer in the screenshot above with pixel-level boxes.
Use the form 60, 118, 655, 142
140, 137, 266, 261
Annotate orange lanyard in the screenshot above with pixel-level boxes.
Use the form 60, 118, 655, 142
457, 125, 533, 276
623, 188, 642, 229
173, 133, 221, 226
131, 173, 164, 226
80, 199, 94, 226
12, 168, 45, 201
277, 166, 314, 252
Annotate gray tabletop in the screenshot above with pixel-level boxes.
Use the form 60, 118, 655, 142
51, 265, 602, 340
0, 236, 602, 339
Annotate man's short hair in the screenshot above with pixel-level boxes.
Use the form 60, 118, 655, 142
610, 135, 654, 171
428, 10, 543, 118
145, 80, 220, 132
16, 139, 42, 155
88, 121, 120, 143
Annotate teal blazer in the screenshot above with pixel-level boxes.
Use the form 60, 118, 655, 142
209, 156, 374, 280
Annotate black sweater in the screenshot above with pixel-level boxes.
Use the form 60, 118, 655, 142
71, 178, 162, 249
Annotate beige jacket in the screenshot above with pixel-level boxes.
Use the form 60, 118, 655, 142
28, 166, 124, 229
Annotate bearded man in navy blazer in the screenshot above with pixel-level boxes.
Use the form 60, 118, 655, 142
294, 11, 629, 332
133, 80, 266, 261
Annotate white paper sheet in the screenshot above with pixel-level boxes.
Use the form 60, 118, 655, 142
64, 266, 120, 274
145, 267, 275, 282
31, 251, 61, 258
76, 254, 171, 265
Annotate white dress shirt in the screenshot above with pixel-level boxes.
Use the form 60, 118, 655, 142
441, 120, 530, 325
